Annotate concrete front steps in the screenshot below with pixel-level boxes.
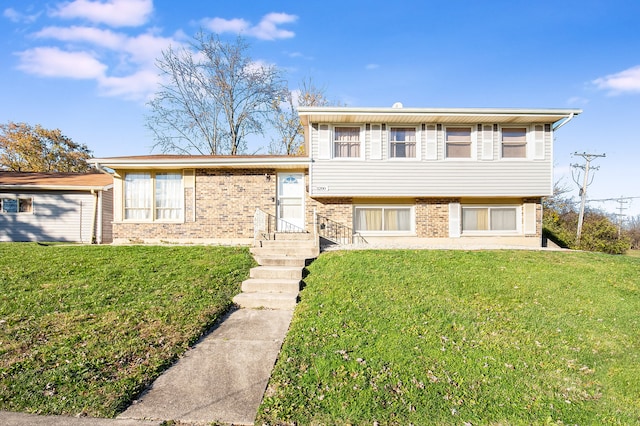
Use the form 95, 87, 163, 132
233, 232, 319, 310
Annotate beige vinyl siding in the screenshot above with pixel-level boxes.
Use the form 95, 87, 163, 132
310, 160, 553, 197
309, 122, 555, 197
0, 191, 99, 243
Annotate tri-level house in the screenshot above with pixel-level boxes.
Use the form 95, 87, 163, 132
90, 105, 581, 248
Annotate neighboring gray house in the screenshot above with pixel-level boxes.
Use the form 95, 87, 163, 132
0, 172, 113, 243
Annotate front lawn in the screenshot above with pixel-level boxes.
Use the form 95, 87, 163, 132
259, 250, 640, 425
0, 244, 254, 417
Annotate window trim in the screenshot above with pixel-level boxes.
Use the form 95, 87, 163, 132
123, 171, 184, 223
444, 125, 476, 160
332, 124, 364, 160
0, 196, 34, 214
499, 126, 529, 160
387, 125, 420, 160
461, 204, 522, 235
353, 205, 415, 236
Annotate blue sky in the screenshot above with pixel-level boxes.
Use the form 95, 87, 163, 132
2, 0, 639, 217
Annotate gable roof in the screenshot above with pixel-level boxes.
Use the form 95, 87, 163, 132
0, 172, 113, 191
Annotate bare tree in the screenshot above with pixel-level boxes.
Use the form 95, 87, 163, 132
147, 33, 287, 155
268, 91, 303, 155
268, 78, 332, 155
297, 77, 331, 108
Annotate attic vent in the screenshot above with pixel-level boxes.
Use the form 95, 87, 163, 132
391, 102, 403, 109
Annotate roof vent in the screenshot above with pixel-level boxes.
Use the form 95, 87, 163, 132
391, 102, 403, 109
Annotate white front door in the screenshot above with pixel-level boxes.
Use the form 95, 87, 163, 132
277, 173, 305, 231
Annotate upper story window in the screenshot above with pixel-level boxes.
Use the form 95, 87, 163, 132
334, 126, 361, 158
389, 127, 417, 158
1, 197, 33, 214
124, 172, 183, 222
501, 127, 527, 158
445, 127, 472, 158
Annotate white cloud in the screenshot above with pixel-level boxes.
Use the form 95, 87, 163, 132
203, 12, 297, 40
16, 26, 180, 101
593, 65, 640, 94
36, 26, 180, 66
365, 63, 379, 70
35, 26, 126, 50
124, 32, 182, 65
567, 96, 589, 106
16, 47, 106, 79
251, 13, 296, 40
51, 0, 153, 27
4, 7, 41, 23
98, 69, 160, 101
204, 17, 250, 34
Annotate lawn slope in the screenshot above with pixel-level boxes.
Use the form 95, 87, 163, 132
259, 250, 640, 425
0, 244, 254, 417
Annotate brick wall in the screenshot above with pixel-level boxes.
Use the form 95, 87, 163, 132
114, 168, 277, 241
415, 198, 459, 238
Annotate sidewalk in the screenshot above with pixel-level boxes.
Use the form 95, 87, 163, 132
1, 308, 293, 426
119, 308, 293, 425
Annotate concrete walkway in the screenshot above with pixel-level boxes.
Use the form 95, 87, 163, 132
119, 308, 293, 425
1, 308, 293, 426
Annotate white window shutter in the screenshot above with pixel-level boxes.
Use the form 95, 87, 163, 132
482, 125, 494, 160
524, 203, 537, 235
449, 202, 461, 238
318, 124, 330, 160
370, 124, 382, 160
533, 125, 545, 159
425, 124, 437, 160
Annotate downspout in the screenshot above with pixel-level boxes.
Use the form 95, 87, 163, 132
552, 112, 575, 131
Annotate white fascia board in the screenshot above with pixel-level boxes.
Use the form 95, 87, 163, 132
297, 107, 583, 126
89, 157, 311, 169
0, 184, 111, 191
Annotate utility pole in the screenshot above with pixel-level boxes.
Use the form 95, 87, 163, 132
615, 197, 629, 238
588, 195, 640, 237
571, 152, 605, 244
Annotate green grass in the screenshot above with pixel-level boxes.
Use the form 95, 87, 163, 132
0, 243, 254, 418
258, 250, 640, 425
627, 249, 640, 258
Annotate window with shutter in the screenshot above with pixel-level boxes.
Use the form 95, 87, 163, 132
501, 127, 527, 158
334, 126, 361, 158
445, 127, 472, 158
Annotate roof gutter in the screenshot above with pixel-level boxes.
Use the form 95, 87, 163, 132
552, 112, 576, 131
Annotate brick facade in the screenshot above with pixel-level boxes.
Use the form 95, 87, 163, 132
114, 168, 278, 241
113, 168, 542, 243
415, 197, 459, 238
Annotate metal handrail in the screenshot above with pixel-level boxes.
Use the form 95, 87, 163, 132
254, 208, 306, 245
315, 212, 366, 246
